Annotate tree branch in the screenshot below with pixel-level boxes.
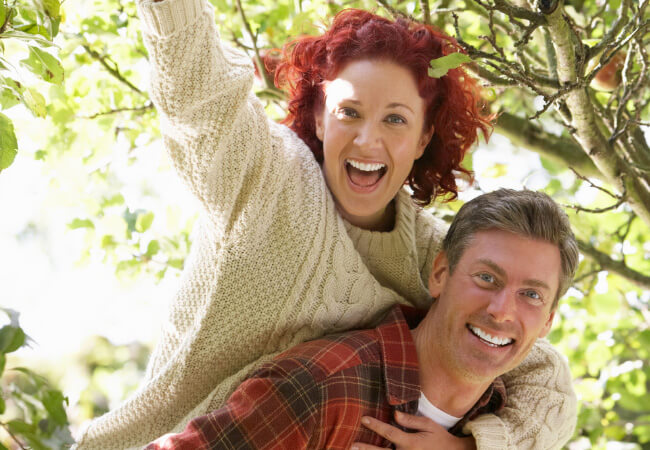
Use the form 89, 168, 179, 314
82, 44, 145, 97
473, 0, 544, 25
234, 0, 275, 92
495, 112, 602, 179
577, 239, 650, 290
420, 0, 431, 24
1, 423, 28, 450
79, 102, 154, 119
544, 4, 650, 228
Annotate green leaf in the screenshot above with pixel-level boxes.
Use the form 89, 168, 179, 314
20, 46, 64, 85
146, 239, 160, 257
24, 87, 47, 118
0, 87, 21, 109
22, 432, 49, 450
0, 3, 6, 28
0, 30, 55, 47
101, 234, 117, 249
43, 0, 60, 19
102, 193, 125, 208
0, 394, 5, 415
136, 211, 154, 233
11, 367, 48, 387
42, 389, 68, 426
7, 419, 36, 434
116, 259, 139, 274
123, 208, 143, 234
168, 258, 184, 269
68, 218, 95, 230
0, 112, 18, 171
428, 53, 472, 78
14, 23, 51, 40
0, 325, 25, 353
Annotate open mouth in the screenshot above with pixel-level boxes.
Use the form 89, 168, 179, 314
346, 159, 387, 188
467, 324, 514, 348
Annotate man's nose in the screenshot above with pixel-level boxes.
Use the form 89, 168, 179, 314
486, 290, 517, 322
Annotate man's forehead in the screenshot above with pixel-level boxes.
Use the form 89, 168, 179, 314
457, 230, 561, 288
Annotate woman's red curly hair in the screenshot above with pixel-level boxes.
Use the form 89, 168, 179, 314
274, 9, 492, 205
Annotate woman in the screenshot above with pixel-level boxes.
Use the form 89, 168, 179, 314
74, 0, 576, 448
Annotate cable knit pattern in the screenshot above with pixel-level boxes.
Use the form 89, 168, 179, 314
73, 0, 577, 448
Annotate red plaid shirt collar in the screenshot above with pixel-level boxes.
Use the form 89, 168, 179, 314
375, 305, 421, 406
376, 305, 506, 433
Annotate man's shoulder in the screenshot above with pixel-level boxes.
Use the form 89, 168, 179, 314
260, 328, 382, 383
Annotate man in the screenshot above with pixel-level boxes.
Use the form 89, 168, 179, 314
147, 189, 578, 450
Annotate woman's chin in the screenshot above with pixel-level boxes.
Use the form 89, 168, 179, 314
335, 198, 395, 232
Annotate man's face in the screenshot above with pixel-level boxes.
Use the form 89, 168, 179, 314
424, 229, 560, 384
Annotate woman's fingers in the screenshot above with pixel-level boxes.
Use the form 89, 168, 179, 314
350, 443, 387, 450
357, 412, 476, 450
393, 410, 446, 432
358, 415, 419, 447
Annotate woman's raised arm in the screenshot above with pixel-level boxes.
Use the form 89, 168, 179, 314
139, 0, 274, 228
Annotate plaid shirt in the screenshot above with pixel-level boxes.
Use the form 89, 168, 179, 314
147, 306, 506, 449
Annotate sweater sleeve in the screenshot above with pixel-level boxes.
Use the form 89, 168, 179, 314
137, 0, 275, 234
463, 339, 577, 450
74, 1, 308, 448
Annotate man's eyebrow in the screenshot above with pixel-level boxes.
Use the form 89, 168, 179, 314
522, 279, 551, 291
477, 258, 506, 278
477, 258, 551, 291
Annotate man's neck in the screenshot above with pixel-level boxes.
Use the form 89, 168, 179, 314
410, 327, 492, 418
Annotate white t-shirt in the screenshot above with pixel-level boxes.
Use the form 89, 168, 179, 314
416, 392, 462, 430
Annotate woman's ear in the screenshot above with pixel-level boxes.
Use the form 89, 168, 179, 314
315, 113, 324, 141
417, 125, 435, 158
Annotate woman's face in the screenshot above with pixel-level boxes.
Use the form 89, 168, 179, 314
315, 59, 433, 231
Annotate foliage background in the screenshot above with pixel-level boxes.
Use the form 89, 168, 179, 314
0, 0, 649, 448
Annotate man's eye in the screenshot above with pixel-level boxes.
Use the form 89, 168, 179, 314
476, 273, 495, 284
522, 290, 543, 303
385, 114, 406, 124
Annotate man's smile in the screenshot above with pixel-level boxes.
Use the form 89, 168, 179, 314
467, 324, 514, 347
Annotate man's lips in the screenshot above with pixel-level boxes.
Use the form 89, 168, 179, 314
467, 324, 514, 347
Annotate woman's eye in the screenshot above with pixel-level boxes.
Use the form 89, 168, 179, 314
336, 107, 359, 118
386, 114, 406, 124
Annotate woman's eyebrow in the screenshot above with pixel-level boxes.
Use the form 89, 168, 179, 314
387, 102, 414, 113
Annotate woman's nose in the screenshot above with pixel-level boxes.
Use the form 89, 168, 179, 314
353, 121, 381, 148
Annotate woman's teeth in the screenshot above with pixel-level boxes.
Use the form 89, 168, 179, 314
346, 159, 386, 172
469, 325, 513, 347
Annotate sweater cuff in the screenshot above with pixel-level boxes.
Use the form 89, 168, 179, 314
137, 0, 208, 38
463, 414, 509, 450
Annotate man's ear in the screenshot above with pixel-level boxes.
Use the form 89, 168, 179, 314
538, 311, 556, 338
416, 125, 435, 159
428, 251, 449, 298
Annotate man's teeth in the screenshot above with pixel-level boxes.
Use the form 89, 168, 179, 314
469, 325, 513, 347
347, 159, 386, 172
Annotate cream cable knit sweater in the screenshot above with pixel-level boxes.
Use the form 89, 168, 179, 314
74, 0, 577, 448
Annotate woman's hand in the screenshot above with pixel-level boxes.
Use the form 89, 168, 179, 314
351, 411, 476, 450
